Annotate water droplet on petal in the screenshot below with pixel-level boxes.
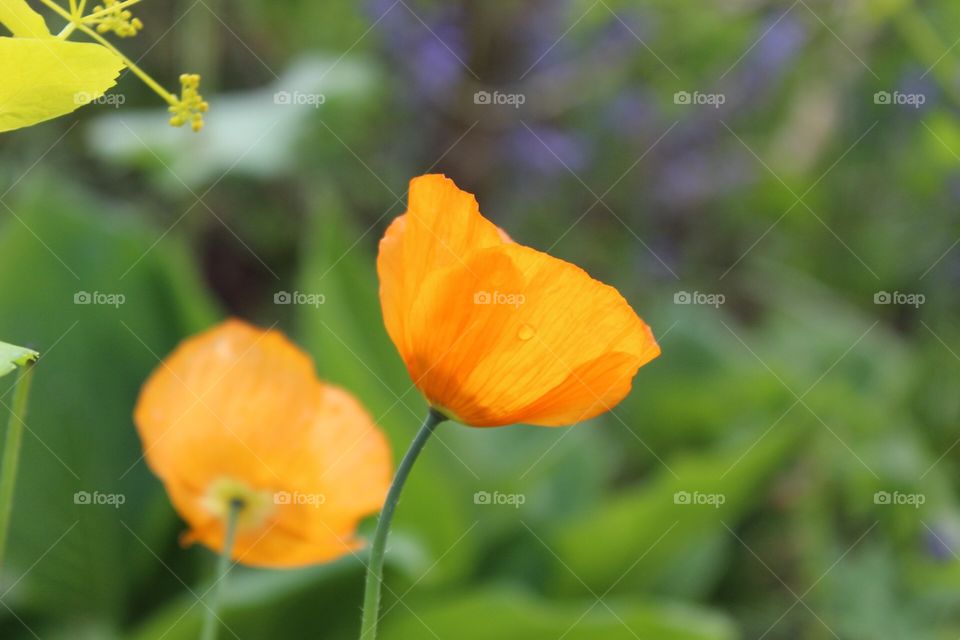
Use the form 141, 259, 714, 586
517, 323, 535, 341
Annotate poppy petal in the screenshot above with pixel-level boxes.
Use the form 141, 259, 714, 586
135, 319, 318, 481
167, 475, 366, 567
134, 319, 391, 567
378, 174, 503, 358
404, 243, 659, 426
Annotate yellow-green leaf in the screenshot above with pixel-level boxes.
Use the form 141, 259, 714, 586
0, 37, 125, 133
0, 0, 50, 38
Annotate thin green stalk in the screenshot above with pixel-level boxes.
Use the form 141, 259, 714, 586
199, 499, 242, 640
359, 409, 445, 640
0, 364, 36, 569
36, 0, 177, 104
73, 21, 177, 103
82, 0, 144, 23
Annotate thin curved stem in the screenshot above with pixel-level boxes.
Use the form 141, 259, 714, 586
73, 22, 176, 103
35, 0, 176, 103
359, 409, 445, 640
199, 499, 242, 640
0, 364, 36, 569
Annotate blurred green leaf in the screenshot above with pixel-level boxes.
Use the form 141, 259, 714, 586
130, 561, 365, 640
549, 423, 801, 597
380, 587, 739, 640
0, 180, 218, 623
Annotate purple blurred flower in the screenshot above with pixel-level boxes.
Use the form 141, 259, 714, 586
735, 14, 807, 99
754, 14, 806, 73
506, 125, 591, 176
598, 7, 654, 47
411, 23, 468, 96
897, 69, 939, 115
366, 0, 468, 98
606, 89, 661, 140
510, 0, 575, 74
923, 523, 957, 562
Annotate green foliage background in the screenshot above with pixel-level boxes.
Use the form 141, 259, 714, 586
2, 0, 960, 638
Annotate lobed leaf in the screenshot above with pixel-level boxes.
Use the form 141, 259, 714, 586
0, 38, 124, 133
0, 0, 50, 38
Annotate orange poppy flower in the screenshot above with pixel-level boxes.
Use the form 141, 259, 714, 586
377, 174, 660, 427
133, 319, 392, 568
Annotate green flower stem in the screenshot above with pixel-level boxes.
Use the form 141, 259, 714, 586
36, 0, 177, 104
60, 0, 144, 37
76, 21, 176, 103
359, 408, 446, 640
82, 0, 144, 23
0, 364, 36, 569
57, 23, 77, 38
199, 499, 242, 640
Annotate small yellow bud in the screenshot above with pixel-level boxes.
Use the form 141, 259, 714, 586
90, 0, 144, 38
168, 73, 209, 132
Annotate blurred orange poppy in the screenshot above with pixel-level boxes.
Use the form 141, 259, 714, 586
377, 174, 660, 427
134, 319, 391, 568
